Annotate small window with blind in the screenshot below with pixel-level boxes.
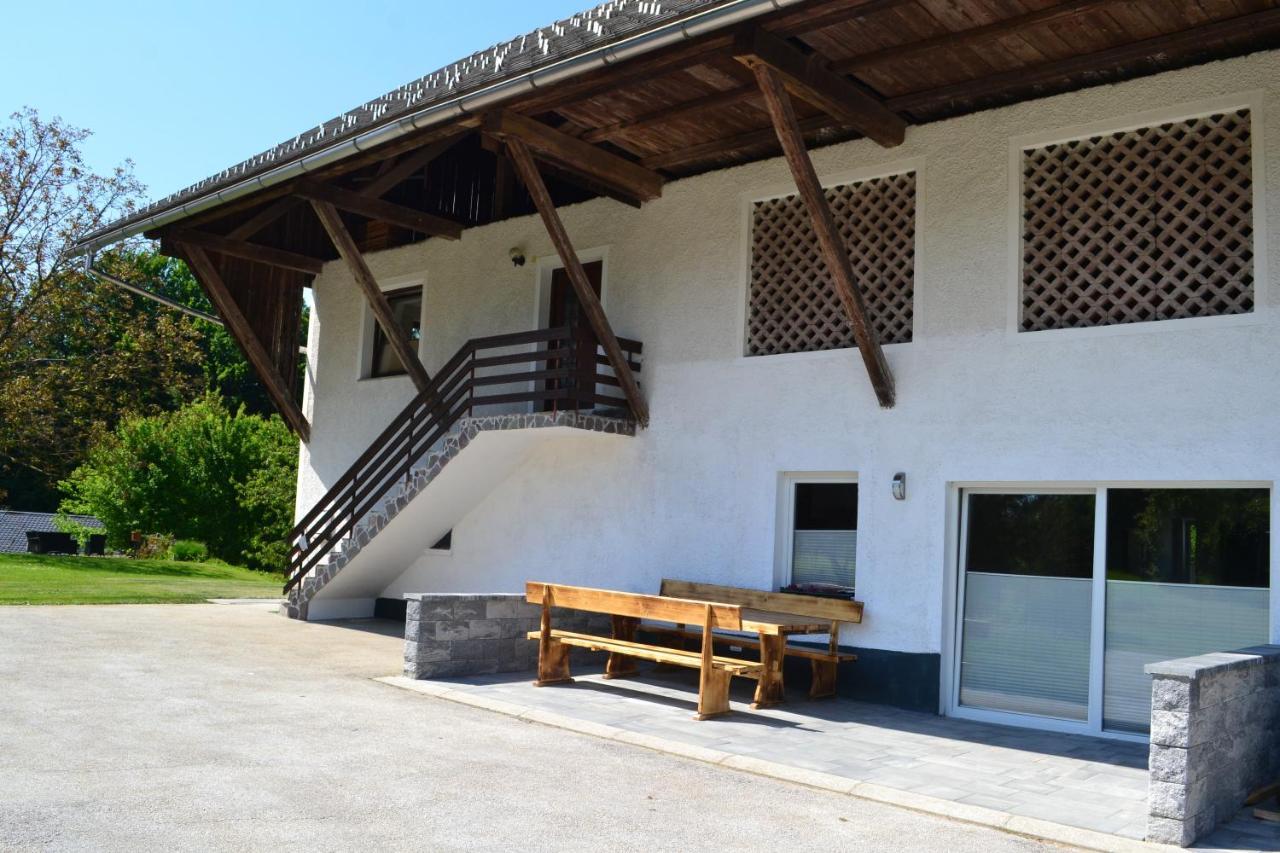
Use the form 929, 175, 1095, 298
366, 286, 423, 379
783, 479, 858, 594
1019, 109, 1255, 332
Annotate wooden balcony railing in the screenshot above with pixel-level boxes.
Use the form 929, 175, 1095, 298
283, 323, 642, 592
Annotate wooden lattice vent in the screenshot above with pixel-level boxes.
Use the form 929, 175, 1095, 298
1021, 110, 1254, 332
747, 172, 915, 356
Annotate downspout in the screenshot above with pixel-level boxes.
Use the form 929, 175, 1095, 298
72, 0, 806, 257
85, 262, 310, 356
86, 262, 225, 327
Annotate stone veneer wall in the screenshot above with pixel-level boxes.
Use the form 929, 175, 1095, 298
1146, 645, 1280, 846
403, 593, 611, 679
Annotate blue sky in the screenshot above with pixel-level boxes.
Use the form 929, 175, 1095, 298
4, 1, 591, 203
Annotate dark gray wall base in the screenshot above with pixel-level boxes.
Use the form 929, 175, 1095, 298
375, 597, 408, 622
783, 645, 941, 713
403, 593, 609, 679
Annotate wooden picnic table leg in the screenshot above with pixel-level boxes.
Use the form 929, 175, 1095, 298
751, 632, 786, 709
604, 615, 640, 679
810, 621, 840, 699
695, 605, 732, 720
534, 591, 572, 686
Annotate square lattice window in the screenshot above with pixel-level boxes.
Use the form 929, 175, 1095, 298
747, 172, 915, 356
1020, 110, 1254, 332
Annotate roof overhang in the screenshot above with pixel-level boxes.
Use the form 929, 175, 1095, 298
73, 0, 799, 257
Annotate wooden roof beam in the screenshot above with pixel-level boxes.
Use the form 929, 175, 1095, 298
483, 111, 664, 203
582, 83, 763, 144
176, 244, 311, 441
885, 7, 1280, 115
640, 115, 838, 171
309, 199, 434, 394
751, 63, 895, 408
733, 28, 905, 148
832, 0, 1120, 75
294, 180, 463, 240
167, 227, 325, 276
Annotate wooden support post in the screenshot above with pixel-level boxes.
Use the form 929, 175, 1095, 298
751, 64, 895, 408
505, 137, 650, 427
177, 244, 311, 441
309, 200, 434, 395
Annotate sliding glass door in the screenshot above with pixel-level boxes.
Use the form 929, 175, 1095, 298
955, 485, 1271, 737
958, 492, 1096, 722
1102, 488, 1270, 733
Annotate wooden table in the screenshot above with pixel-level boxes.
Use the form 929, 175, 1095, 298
737, 609, 830, 709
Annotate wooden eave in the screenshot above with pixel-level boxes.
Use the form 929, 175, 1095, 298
143, 0, 1280, 432
150, 0, 1280, 262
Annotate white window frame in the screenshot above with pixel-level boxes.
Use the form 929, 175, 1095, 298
945, 480, 1275, 742
1006, 92, 1268, 343
773, 472, 859, 591
357, 274, 426, 382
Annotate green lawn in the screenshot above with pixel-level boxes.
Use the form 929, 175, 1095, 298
0, 552, 283, 605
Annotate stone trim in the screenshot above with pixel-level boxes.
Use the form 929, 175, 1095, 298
283, 412, 634, 620
403, 593, 611, 679
1145, 644, 1280, 846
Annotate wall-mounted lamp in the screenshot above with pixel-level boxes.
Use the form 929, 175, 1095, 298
509, 246, 527, 267
891, 472, 907, 501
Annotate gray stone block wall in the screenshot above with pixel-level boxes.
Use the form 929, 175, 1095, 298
403, 593, 612, 679
1146, 645, 1280, 846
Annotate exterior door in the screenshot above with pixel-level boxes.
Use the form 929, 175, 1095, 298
956, 490, 1096, 725
953, 485, 1271, 738
544, 261, 602, 411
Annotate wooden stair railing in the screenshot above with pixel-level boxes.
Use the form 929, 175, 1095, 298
283, 323, 642, 593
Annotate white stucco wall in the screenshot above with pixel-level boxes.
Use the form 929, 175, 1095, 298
297, 51, 1280, 659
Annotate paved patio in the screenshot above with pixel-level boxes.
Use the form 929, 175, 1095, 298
383, 662, 1280, 852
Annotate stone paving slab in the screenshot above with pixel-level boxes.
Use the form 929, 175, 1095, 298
380, 665, 1280, 852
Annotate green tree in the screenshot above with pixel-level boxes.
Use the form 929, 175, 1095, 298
59, 395, 296, 570
0, 108, 207, 509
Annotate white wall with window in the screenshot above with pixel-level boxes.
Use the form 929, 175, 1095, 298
295, 50, 1280, 728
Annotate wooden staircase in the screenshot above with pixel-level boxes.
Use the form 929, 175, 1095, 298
282, 323, 642, 620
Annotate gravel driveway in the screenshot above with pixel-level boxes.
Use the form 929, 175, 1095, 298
0, 603, 1055, 851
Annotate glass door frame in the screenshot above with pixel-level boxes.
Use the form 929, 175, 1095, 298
947, 484, 1116, 737
946, 481, 1274, 742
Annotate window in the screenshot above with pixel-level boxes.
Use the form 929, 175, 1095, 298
368, 287, 423, 378
785, 480, 858, 591
1102, 488, 1269, 732
954, 486, 1271, 737
1020, 110, 1254, 332
959, 493, 1096, 721
429, 530, 452, 552
747, 171, 914, 356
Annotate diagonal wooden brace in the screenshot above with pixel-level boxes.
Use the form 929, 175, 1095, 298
504, 137, 650, 427
751, 64, 896, 408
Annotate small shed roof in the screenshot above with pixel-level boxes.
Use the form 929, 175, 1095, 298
0, 511, 104, 554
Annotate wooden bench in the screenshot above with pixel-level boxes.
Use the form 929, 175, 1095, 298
525, 581, 762, 720
647, 579, 864, 704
